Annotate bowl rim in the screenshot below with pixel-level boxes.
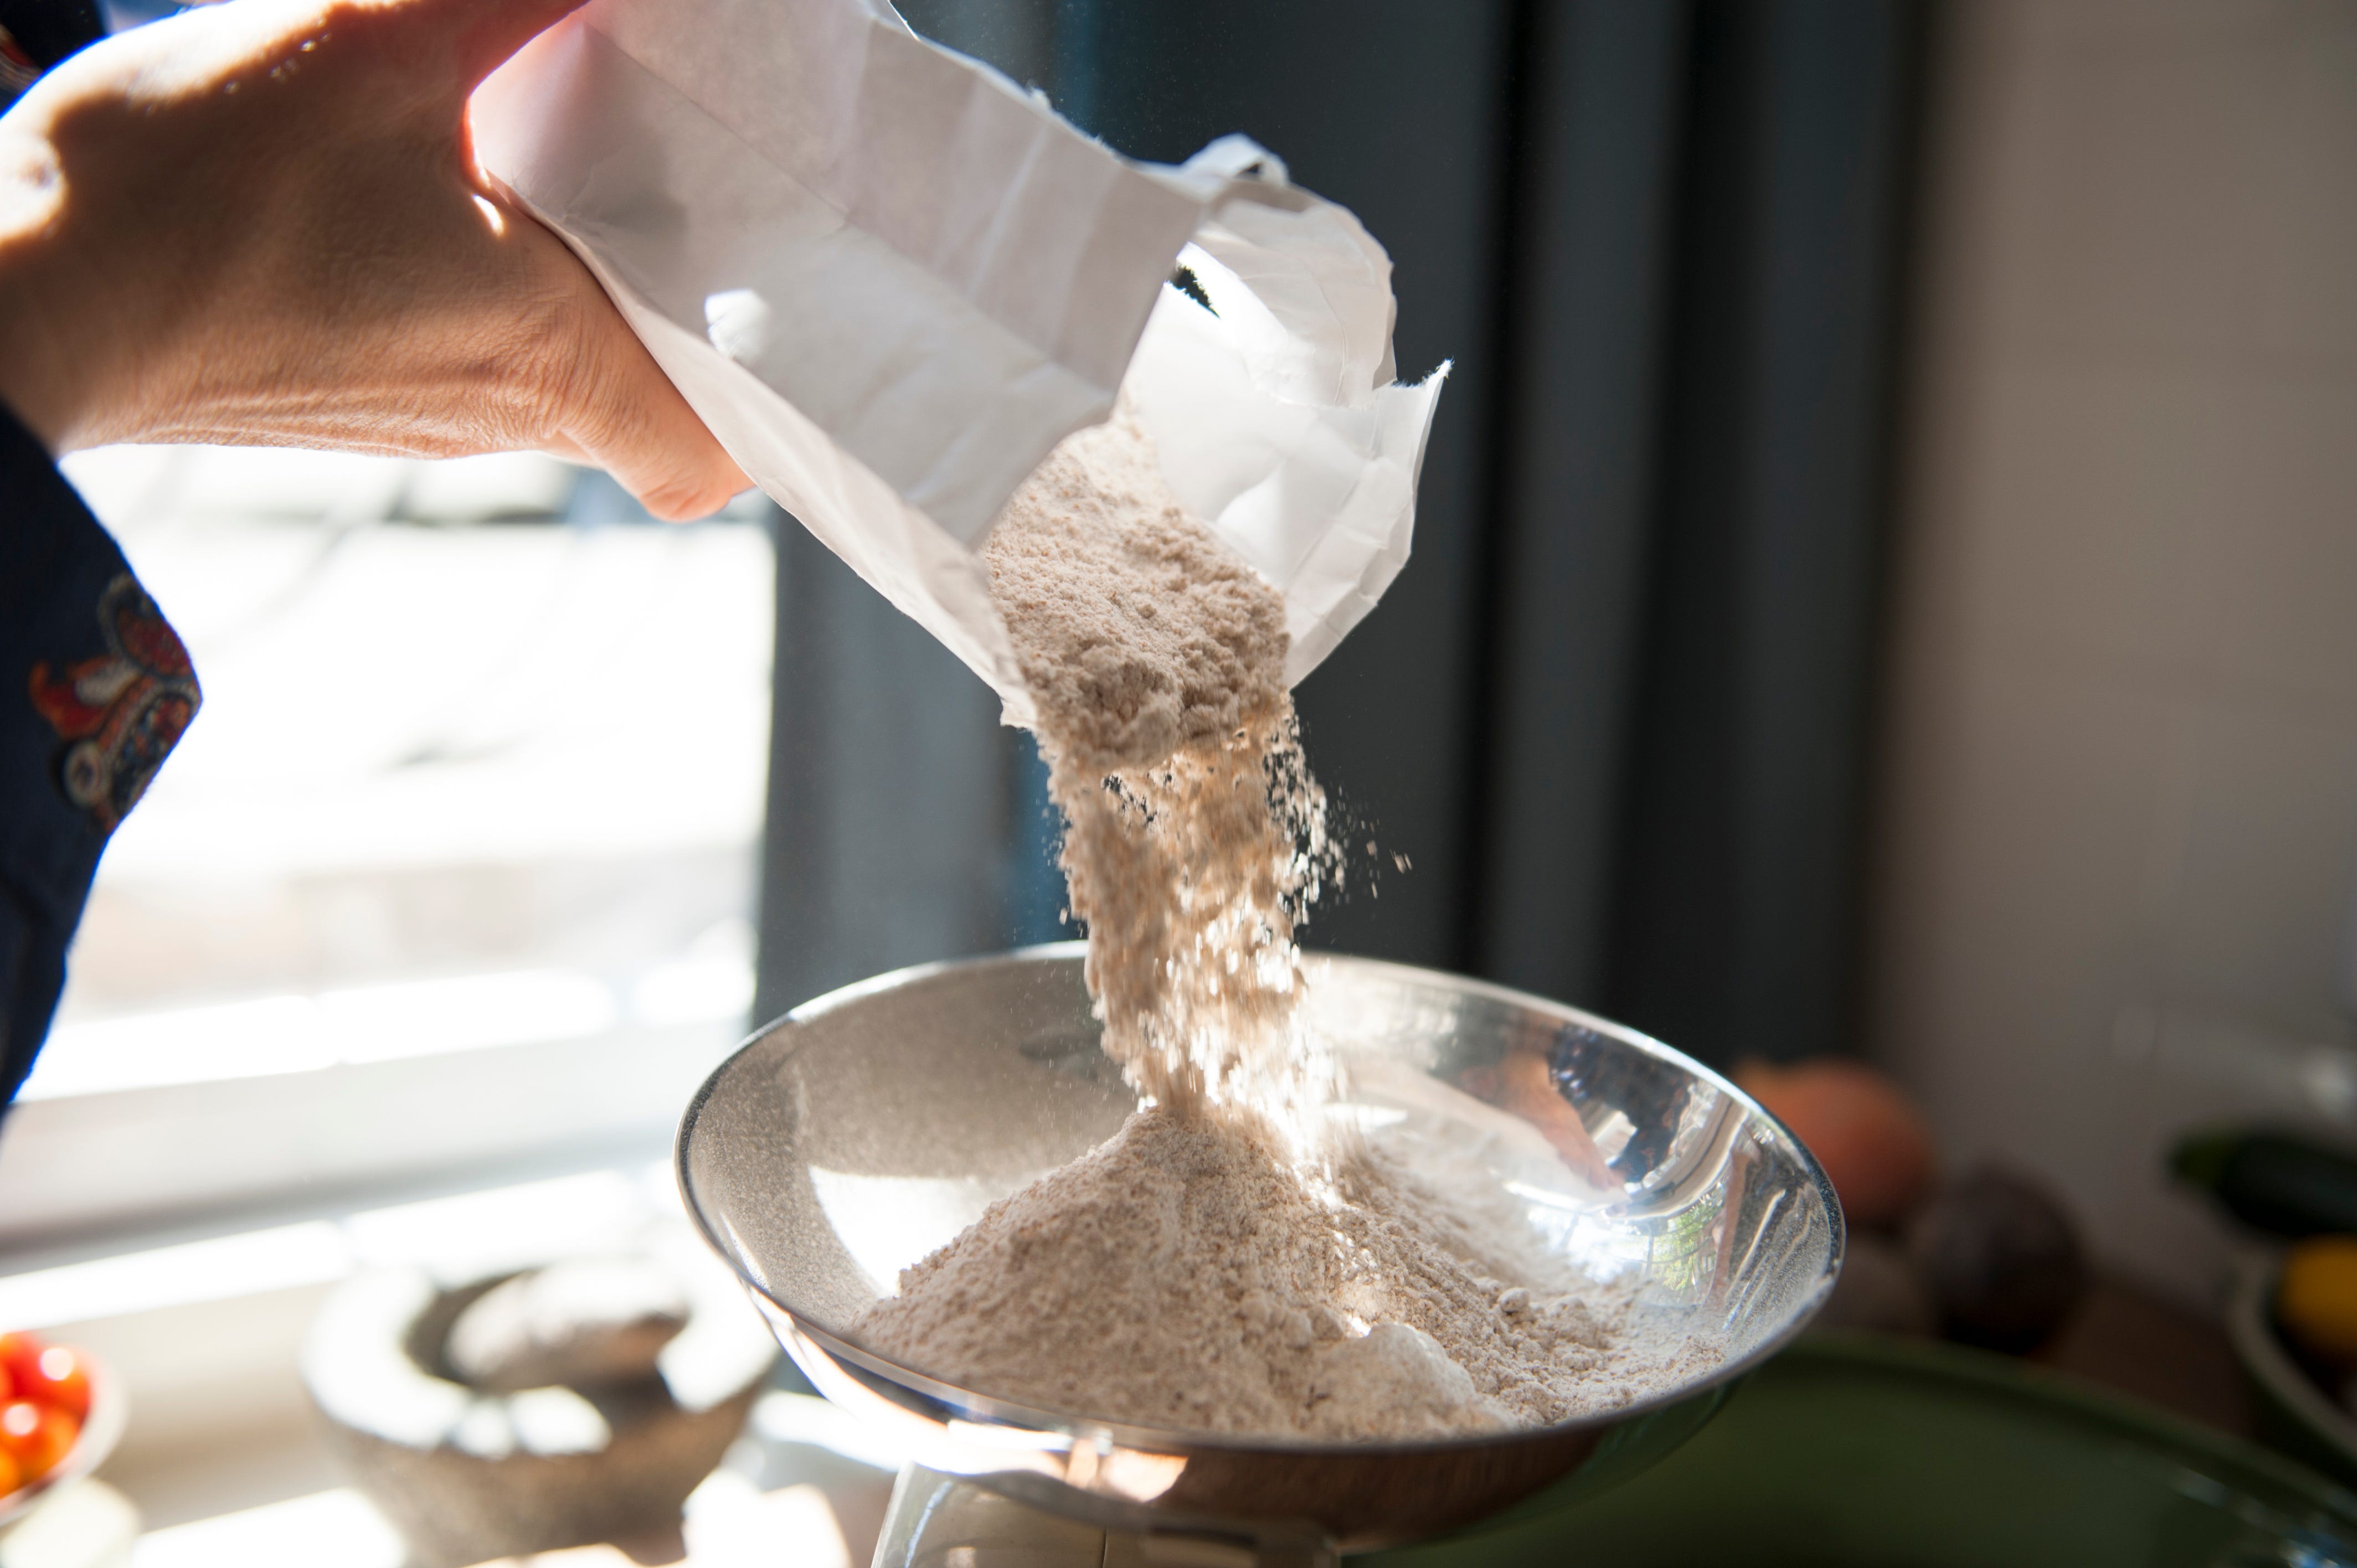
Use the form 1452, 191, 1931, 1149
1447, 1330, 2357, 1550
2227, 1249, 2357, 1462
674, 942, 1847, 1457
0, 1345, 126, 1527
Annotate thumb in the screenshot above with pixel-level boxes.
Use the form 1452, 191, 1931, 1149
559, 296, 753, 522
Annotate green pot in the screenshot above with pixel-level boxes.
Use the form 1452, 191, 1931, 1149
2227, 1253, 2357, 1490
1367, 1333, 2357, 1567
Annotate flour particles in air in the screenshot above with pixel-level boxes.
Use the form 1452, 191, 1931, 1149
853, 398, 1714, 1440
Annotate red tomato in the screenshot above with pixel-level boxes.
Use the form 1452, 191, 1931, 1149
0, 1334, 28, 1403
0, 1447, 20, 1498
1733, 1058, 1939, 1231
20, 1347, 88, 1423
0, 1401, 76, 1483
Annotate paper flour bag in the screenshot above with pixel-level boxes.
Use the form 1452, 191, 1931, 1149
471, 0, 1445, 725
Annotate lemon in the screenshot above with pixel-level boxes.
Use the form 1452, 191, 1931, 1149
2277, 1236, 2357, 1364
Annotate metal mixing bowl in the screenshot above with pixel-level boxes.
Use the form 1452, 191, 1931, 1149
676, 945, 1843, 1551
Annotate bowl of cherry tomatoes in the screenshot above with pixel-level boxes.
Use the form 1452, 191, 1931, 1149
0, 1331, 121, 1525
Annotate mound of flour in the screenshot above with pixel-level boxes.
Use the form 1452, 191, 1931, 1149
856, 1107, 1712, 1438
856, 402, 1712, 1440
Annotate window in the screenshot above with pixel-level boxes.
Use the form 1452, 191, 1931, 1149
2, 447, 775, 1246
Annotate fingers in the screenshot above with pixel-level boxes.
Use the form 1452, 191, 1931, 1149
386, 0, 595, 91
457, 0, 594, 88
578, 379, 753, 523
560, 304, 753, 522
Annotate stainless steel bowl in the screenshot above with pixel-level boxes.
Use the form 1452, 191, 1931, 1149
676, 945, 1843, 1552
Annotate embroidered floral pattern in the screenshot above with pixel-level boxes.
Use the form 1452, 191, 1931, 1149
0, 24, 37, 96
28, 575, 199, 832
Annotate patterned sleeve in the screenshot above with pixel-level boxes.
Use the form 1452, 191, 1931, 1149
0, 403, 199, 1102
1, 0, 105, 105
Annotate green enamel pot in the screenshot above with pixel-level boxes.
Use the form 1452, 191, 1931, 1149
1368, 1333, 2357, 1567
2227, 1253, 2357, 1492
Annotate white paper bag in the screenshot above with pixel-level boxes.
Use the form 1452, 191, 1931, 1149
471, 0, 1445, 725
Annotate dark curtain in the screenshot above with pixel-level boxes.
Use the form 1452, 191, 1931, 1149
752, 524, 1015, 1018
759, 0, 1924, 1069
1585, 4, 1923, 1064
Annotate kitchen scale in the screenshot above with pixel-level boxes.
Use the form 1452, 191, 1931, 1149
676, 945, 1843, 1566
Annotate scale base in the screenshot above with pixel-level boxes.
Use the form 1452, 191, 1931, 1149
872, 1465, 1339, 1568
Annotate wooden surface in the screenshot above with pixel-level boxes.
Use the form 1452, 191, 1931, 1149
2031, 1277, 2256, 1438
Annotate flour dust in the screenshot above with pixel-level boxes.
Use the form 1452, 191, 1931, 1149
852, 399, 1712, 1440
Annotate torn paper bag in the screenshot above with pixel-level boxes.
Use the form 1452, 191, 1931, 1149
471, 0, 1445, 726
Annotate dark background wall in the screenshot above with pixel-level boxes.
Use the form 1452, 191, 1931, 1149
1079, 2, 1517, 973
760, 0, 1925, 1069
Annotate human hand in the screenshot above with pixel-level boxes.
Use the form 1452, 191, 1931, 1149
0, 0, 750, 519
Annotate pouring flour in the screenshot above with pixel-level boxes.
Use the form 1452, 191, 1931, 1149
467, 0, 1445, 723
462, 0, 1727, 1446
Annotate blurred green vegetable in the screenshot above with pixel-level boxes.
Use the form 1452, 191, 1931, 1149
2173, 1129, 2357, 1239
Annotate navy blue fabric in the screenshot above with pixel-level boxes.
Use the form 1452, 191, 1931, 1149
1, 0, 104, 110
0, 0, 102, 68
0, 400, 194, 1102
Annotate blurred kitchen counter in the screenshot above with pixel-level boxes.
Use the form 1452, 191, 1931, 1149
2032, 1276, 2255, 1439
